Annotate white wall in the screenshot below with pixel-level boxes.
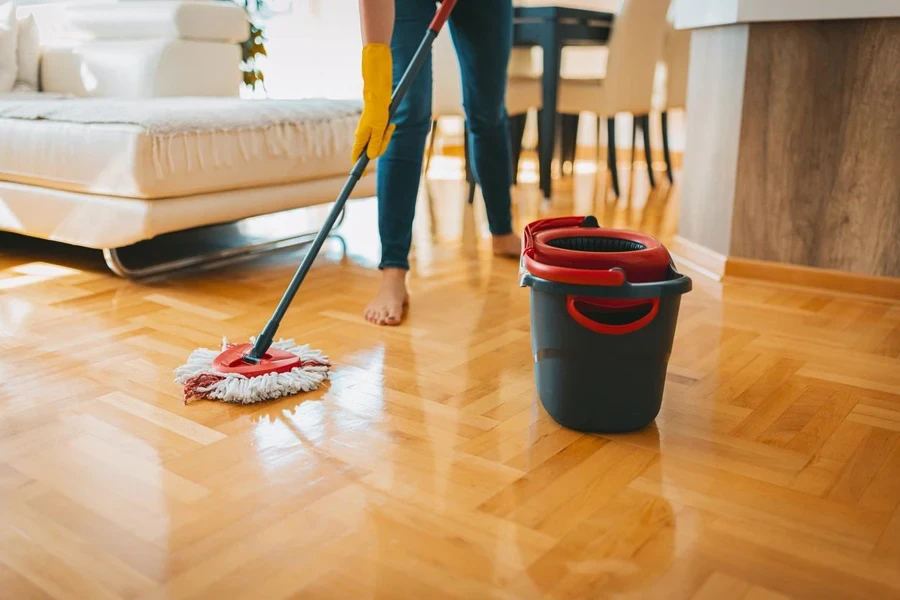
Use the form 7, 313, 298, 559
256, 0, 363, 100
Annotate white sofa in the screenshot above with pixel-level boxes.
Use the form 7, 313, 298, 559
0, 0, 375, 277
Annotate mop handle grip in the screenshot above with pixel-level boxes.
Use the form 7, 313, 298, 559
429, 0, 457, 32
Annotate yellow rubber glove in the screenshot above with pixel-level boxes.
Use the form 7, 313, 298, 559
352, 43, 396, 163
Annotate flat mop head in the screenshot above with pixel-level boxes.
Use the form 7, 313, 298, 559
174, 338, 330, 404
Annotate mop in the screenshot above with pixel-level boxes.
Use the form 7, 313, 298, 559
174, 0, 458, 404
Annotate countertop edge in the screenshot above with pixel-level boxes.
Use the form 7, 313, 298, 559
675, 0, 900, 30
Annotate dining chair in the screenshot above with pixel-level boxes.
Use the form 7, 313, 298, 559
660, 20, 690, 184
429, 29, 540, 204
507, 46, 610, 185
532, 0, 671, 199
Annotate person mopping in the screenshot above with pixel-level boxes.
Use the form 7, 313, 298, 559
175, 0, 520, 403
354, 0, 521, 326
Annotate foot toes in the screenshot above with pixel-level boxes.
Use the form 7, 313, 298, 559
363, 274, 409, 326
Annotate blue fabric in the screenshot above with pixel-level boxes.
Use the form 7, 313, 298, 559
376, 0, 514, 270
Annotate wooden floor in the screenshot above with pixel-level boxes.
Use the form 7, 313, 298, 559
1, 156, 899, 599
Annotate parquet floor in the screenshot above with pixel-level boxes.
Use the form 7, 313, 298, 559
1, 156, 899, 599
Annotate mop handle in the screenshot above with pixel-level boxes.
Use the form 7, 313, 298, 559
429, 0, 456, 32
245, 0, 458, 363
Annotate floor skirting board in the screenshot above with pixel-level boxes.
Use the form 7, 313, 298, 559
671, 237, 900, 301
725, 257, 900, 301
670, 236, 727, 281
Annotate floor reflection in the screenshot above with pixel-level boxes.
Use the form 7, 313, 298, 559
402, 153, 680, 301
0, 150, 687, 598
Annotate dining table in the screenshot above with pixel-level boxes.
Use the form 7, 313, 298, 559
512, 5, 615, 200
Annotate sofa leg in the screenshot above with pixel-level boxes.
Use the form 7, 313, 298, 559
103, 208, 346, 279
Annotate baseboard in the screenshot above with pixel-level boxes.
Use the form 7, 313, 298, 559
669, 236, 728, 280
725, 257, 900, 300
669, 237, 900, 300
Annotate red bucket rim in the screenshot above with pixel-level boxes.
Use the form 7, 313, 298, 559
532, 227, 666, 269
521, 216, 671, 285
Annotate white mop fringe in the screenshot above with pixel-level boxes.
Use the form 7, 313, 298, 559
174, 337, 330, 404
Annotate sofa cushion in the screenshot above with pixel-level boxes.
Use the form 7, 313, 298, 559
0, 96, 362, 199
60, 0, 249, 44
15, 13, 40, 91
0, 3, 16, 92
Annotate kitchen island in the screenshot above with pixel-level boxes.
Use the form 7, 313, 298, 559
672, 0, 900, 292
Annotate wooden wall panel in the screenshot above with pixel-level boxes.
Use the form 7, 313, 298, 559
731, 18, 900, 278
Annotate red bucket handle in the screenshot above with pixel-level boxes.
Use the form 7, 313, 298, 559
566, 296, 659, 335
429, 0, 458, 32
522, 216, 587, 255
522, 216, 625, 286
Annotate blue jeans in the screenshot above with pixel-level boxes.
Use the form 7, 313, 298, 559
376, 0, 514, 270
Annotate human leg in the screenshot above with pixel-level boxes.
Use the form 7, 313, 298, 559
448, 0, 519, 256
365, 0, 434, 325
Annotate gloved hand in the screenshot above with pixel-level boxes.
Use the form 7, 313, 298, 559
352, 43, 396, 163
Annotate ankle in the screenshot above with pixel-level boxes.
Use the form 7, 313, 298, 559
381, 267, 407, 285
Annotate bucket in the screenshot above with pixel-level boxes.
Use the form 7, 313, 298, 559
519, 215, 692, 433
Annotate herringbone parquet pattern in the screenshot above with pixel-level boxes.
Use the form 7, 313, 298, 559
1, 164, 899, 599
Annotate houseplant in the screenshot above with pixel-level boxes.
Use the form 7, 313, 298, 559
231, 0, 270, 92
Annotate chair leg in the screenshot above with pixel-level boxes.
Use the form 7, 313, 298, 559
536, 108, 553, 199
641, 114, 656, 189
464, 120, 476, 205
561, 113, 579, 175
423, 119, 438, 178
507, 113, 527, 184
631, 116, 638, 177
606, 117, 620, 199
661, 110, 674, 184
593, 115, 604, 201
424, 119, 439, 238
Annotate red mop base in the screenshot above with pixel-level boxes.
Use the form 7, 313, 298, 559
212, 342, 303, 376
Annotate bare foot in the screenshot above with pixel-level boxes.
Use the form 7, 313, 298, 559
492, 233, 521, 258
364, 268, 409, 326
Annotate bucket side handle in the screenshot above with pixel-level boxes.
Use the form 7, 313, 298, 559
566, 296, 659, 335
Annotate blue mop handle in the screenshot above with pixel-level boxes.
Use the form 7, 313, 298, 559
245, 1, 457, 363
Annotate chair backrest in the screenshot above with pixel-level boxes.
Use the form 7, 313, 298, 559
431, 30, 539, 118
663, 21, 691, 109
431, 28, 464, 118
602, 0, 671, 115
